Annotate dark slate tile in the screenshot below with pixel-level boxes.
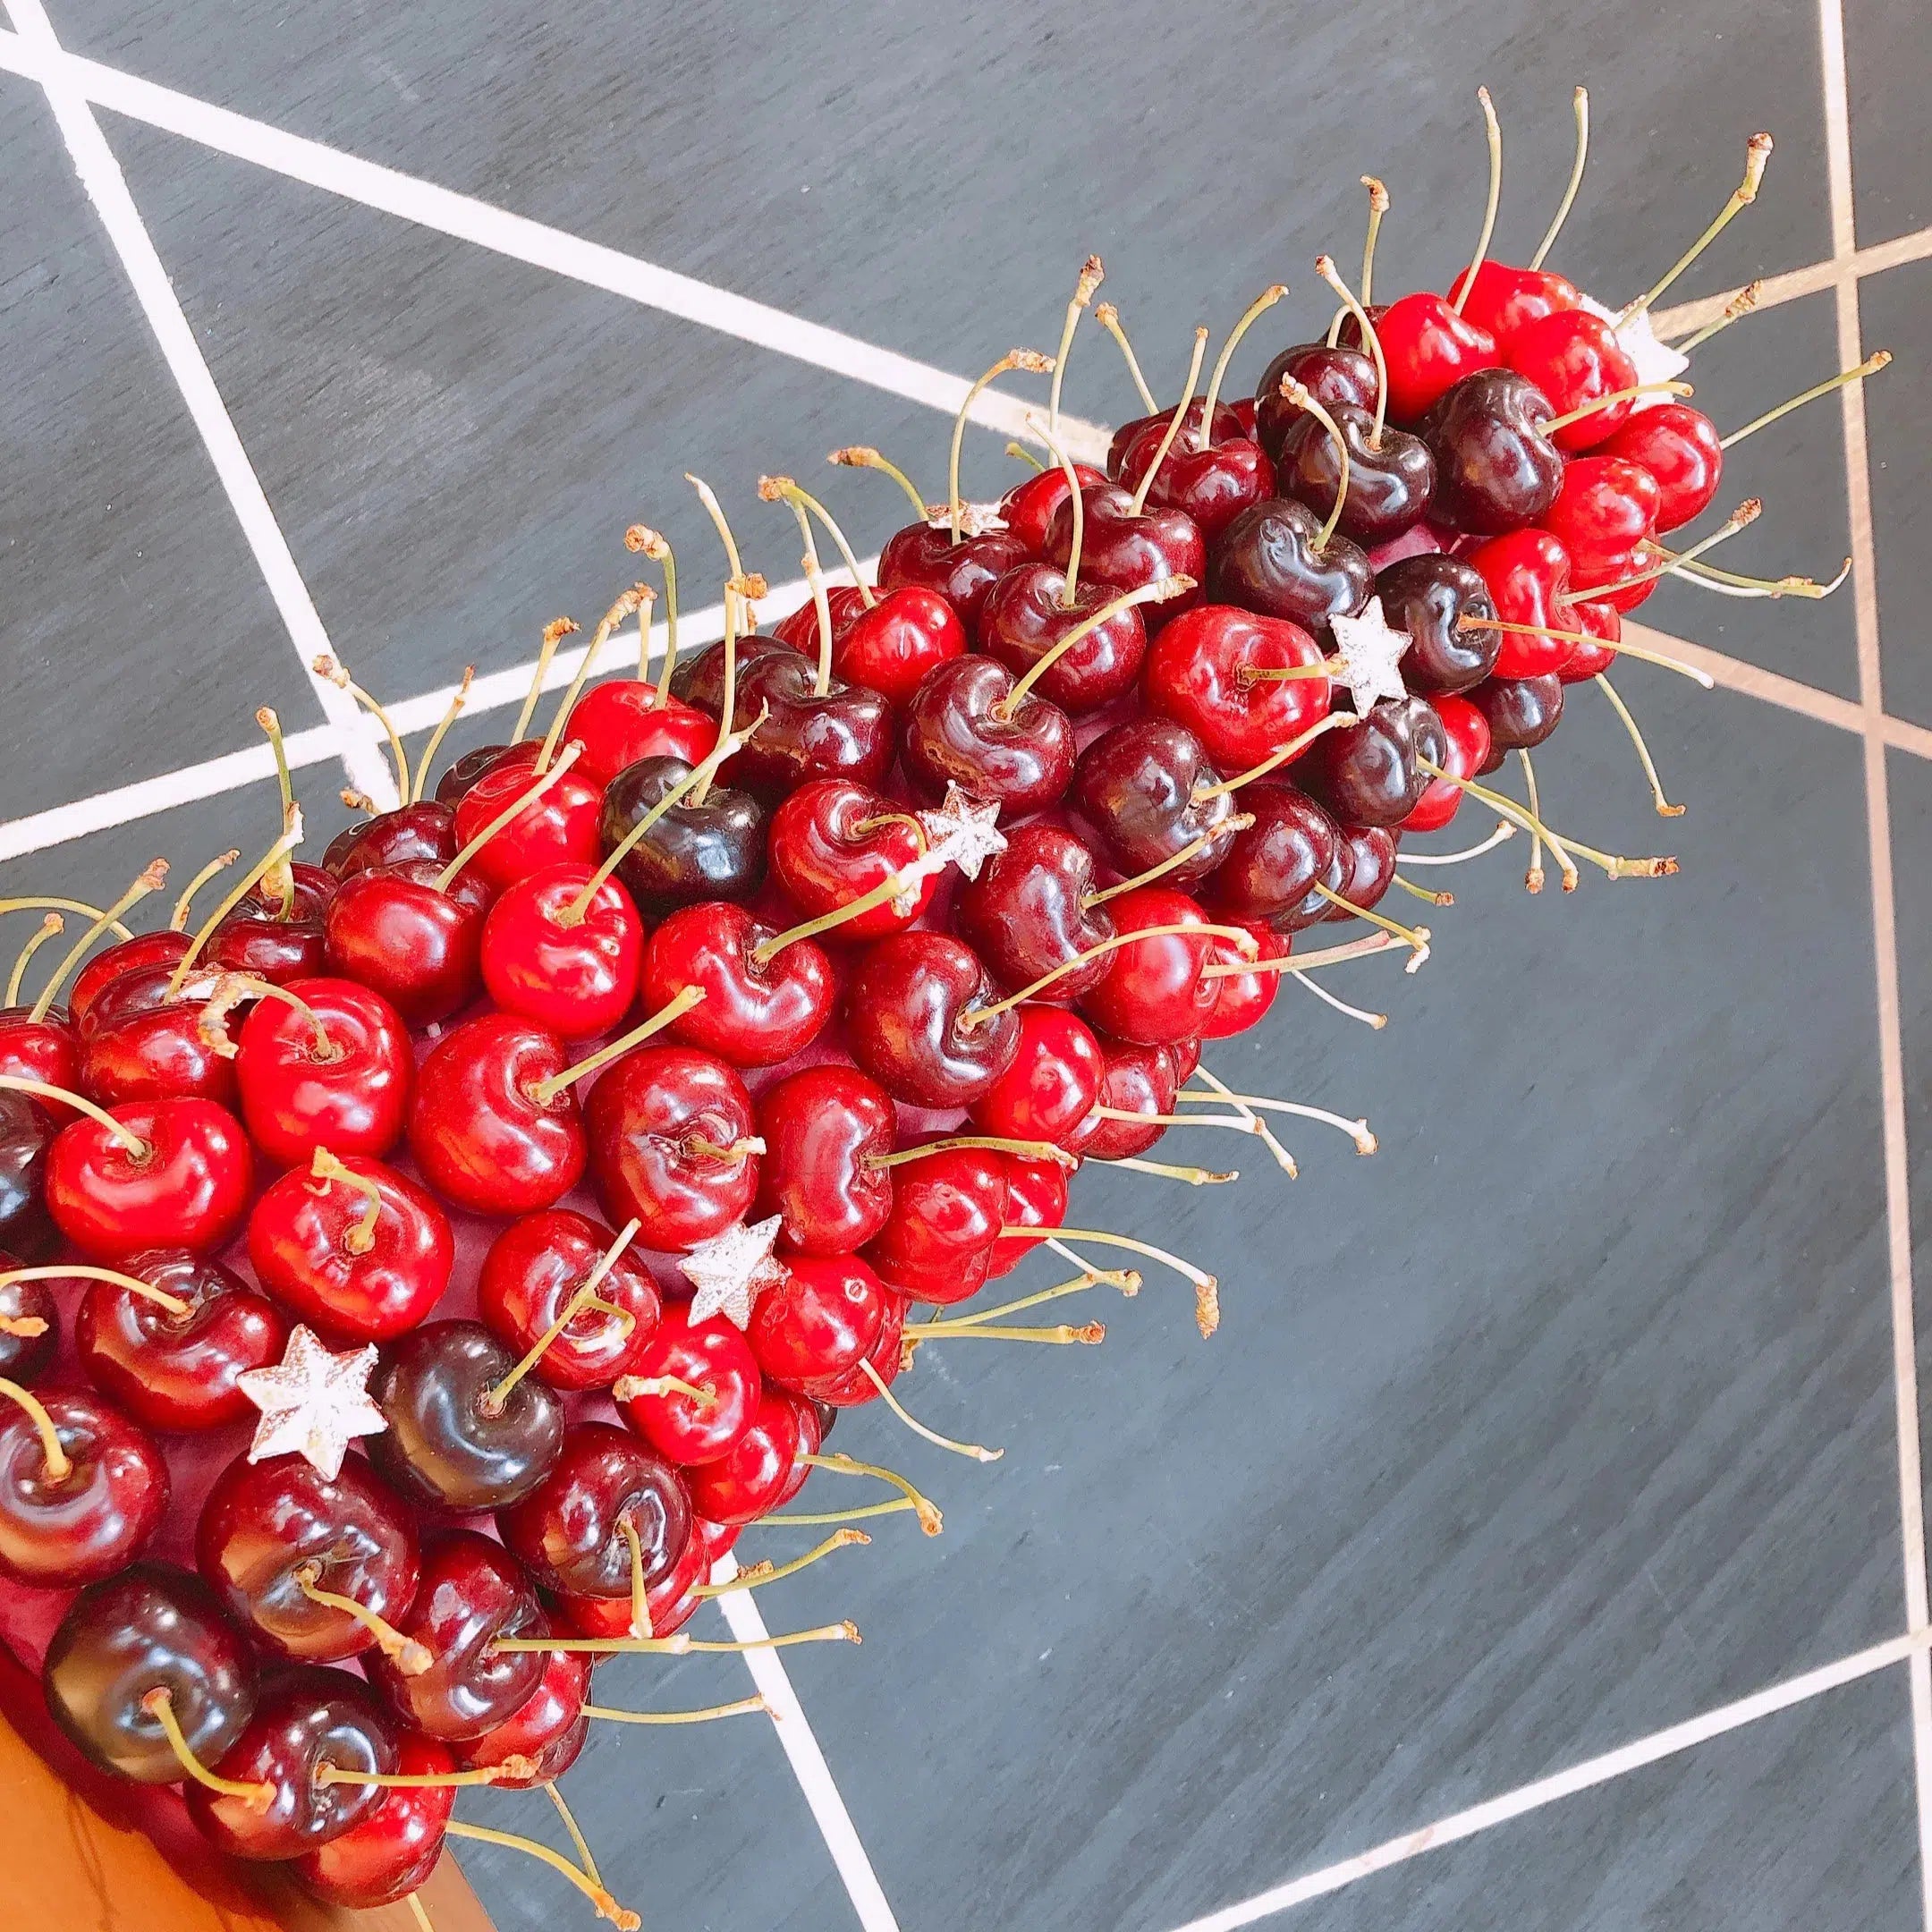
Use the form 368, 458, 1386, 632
1861, 258, 1932, 732
1845, 0, 1932, 248
0, 72, 322, 826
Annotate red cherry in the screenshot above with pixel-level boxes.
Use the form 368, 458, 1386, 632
979, 562, 1151, 714
1445, 259, 1581, 341
863, 1144, 1007, 1306
1467, 529, 1578, 678
1000, 460, 1106, 553
754, 1064, 894, 1256
1106, 398, 1244, 478
451, 742, 603, 894
208, 864, 336, 987
408, 1012, 587, 1216
842, 931, 1021, 1109
46, 1097, 252, 1260
323, 860, 488, 1028
0, 1385, 166, 1584
1063, 1036, 1181, 1160
1598, 402, 1724, 532
1504, 309, 1640, 452
812, 1286, 908, 1407
248, 1153, 453, 1342
1375, 292, 1499, 423
234, 976, 412, 1168
778, 583, 969, 707
292, 1728, 452, 1909
685, 1384, 803, 1523
1144, 604, 1330, 773
1114, 417, 1276, 542
767, 780, 936, 944
968, 1006, 1103, 1148
456, 1647, 589, 1786
67, 931, 191, 1034
1557, 597, 1622, 682
747, 1252, 886, 1394
640, 903, 835, 1068
1199, 919, 1286, 1039
878, 521, 1029, 644
0, 1009, 80, 1121
325, 802, 458, 880
478, 1208, 662, 1392
1045, 483, 1204, 627
78, 971, 237, 1109
987, 1152, 1069, 1276
1539, 454, 1661, 586
479, 864, 644, 1040
566, 683, 716, 786
558, 1509, 707, 1641
1402, 693, 1492, 833
1077, 886, 1224, 1046
617, 1304, 758, 1464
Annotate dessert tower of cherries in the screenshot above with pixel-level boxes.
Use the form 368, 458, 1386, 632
0, 90, 1886, 1931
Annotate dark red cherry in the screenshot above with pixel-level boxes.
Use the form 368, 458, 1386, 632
1069, 718, 1242, 886
0, 1092, 56, 1263
1504, 309, 1639, 451
432, 743, 513, 806
1374, 554, 1502, 693
0, 1249, 56, 1381
1402, 692, 1491, 834
969, 1004, 1104, 1148
208, 864, 336, 987
451, 741, 603, 894
1045, 483, 1204, 627
685, 1385, 804, 1524
979, 562, 1149, 713
1275, 404, 1435, 546
46, 1097, 252, 1261
0, 1386, 166, 1585
477, 1210, 662, 1393
1144, 604, 1331, 774
767, 779, 936, 943
1319, 823, 1400, 924
1298, 695, 1448, 828
479, 864, 644, 1041
1467, 529, 1577, 677
747, 1253, 886, 1395
324, 802, 457, 880
618, 1305, 758, 1465
1599, 402, 1724, 531
597, 754, 767, 915
899, 654, 1076, 816
1208, 784, 1340, 921
67, 931, 191, 1035
499, 1421, 691, 1594
1063, 1037, 1179, 1160
1114, 414, 1277, 542
878, 520, 1029, 644
566, 683, 716, 786
999, 461, 1106, 554
456, 1647, 588, 1788
1106, 398, 1243, 478
1208, 496, 1373, 633
292, 1727, 452, 1908
1445, 259, 1580, 340
322, 860, 487, 1028
1373, 292, 1499, 423
1418, 368, 1565, 536
953, 824, 1115, 1002
865, 1143, 1006, 1305
1253, 342, 1380, 463
843, 931, 1021, 1108
1077, 885, 1223, 1046
640, 902, 835, 1068
754, 1065, 894, 1256
1470, 674, 1566, 767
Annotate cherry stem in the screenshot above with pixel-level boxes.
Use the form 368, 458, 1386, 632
829, 445, 929, 518
1597, 672, 1687, 818
798, 1449, 944, 1534
482, 1224, 641, 1416
950, 350, 1055, 542
1391, 871, 1454, 907
1199, 284, 1288, 431
1290, 968, 1388, 1030
139, 1689, 273, 1809
761, 477, 877, 611
435, 741, 582, 894
1042, 1238, 1140, 1289
541, 585, 653, 772
1049, 254, 1106, 431
686, 473, 758, 613
1719, 352, 1890, 449
316, 1758, 538, 1789
1080, 815, 1253, 906
1312, 882, 1430, 965
612, 1373, 717, 1409
938, 1273, 1138, 1328
758, 1498, 919, 1529
1004, 441, 1046, 474
413, 665, 474, 802
1530, 86, 1590, 271
1451, 86, 1503, 318
293, 1562, 431, 1673
0, 1263, 190, 1318
694, 1528, 869, 1597
513, 619, 580, 744
1677, 279, 1762, 354
1021, 412, 1087, 603
1541, 380, 1694, 436
444, 1822, 640, 1932
1094, 1105, 1258, 1134
0, 1376, 70, 1479
851, 809, 928, 851
254, 707, 298, 915
314, 657, 411, 801
1399, 819, 1516, 866
168, 850, 241, 932
995, 575, 1194, 716
694, 586, 761, 806
0, 895, 132, 940
615, 1512, 651, 1639
493, 1623, 859, 1656
686, 1134, 764, 1164
1178, 1088, 1377, 1154
1618, 131, 1773, 325
1239, 659, 1343, 685
1359, 174, 1391, 310
1127, 327, 1208, 518
1456, 615, 1715, 687
1280, 377, 1352, 548
4, 916, 62, 1010
1191, 709, 1350, 800
1566, 498, 1758, 598
767, 487, 837, 695
193, 972, 339, 1063
38, 860, 170, 1022
309, 1148, 384, 1257
1416, 758, 1678, 880
530, 986, 707, 1104
1519, 747, 1551, 892
867, 1135, 1074, 1173
1201, 931, 1400, 979
1316, 253, 1389, 448
907, 1318, 1104, 1345
750, 860, 934, 965
545, 1782, 603, 1886
166, 814, 307, 1001
0, 1076, 148, 1157
859, 1356, 1002, 1462
623, 525, 682, 701
0, 1315, 47, 1342
1006, 1228, 1216, 1338
960, 920, 1258, 1029
1098, 1154, 1239, 1185
583, 1694, 770, 1724
1091, 302, 1159, 413
1666, 553, 1852, 599
1190, 1063, 1298, 1176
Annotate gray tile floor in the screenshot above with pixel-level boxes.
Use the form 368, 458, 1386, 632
0, 4, 1927, 1930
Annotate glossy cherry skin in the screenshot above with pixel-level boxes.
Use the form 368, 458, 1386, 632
566, 682, 716, 786
584, 1045, 761, 1250
248, 1154, 453, 1343
747, 1253, 886, 1395
325, 803, 458, 880
899, 654, 1076, 816
813, 1285, 908, 1407
0, 1010, 79, 1126
1541, 453, 1661, 589
640, 902, 835, 1068
953, 823, 1115, 1002
767, 779, 936, 942
46, 1097, 252, 1261
1253, 342, 1380, 463
67, 931, 191, 1035
1114, 415, 1277, 542
292, 1728, 452, 1908
456, 1647, 589, 1787
208, 864, 336, 986
1375, 292, 1500, 423
878, 521, 1029, 644
1145, 604, 1330, 773
597, 753, 767, 916
1063, 1037, 1181, 1159
1504, 309, 1639, 452
1467, 529, 1577, 678
843, 931, 1021, 1109
754, 1065, 894, 1256
979, 561, 1150, 713
1069, 718, 1241, 886
1208, 496, 1373, 633
1200, 919, 1288, 1038
969, 1004, 1104, 1148
74, 1250, 288, 1432
44, 1562, 256, 1784
1275, 404, 1435, 546
1299, 695, 1448, 828
79, 971, 237, 1110
1000, 462, 1106, 554
0, 1389, 166, 1585
1418, 368, 1564, 536
187, 1666, 398, 1862
1208, 783, 1340, 920
1046, 484, 1204, 627
323, 860, 487, 1027
501, 1421, 692, 1592
829, 586, 969, 706
1446, 259, 1581, 340
480, 864, 644, 1040
233, 975, 412, 1168
369, 1319, 565, 1511
620, 1305, 759, 1464
1402, 693, 1492, 833
477, 1210, 662, 1393
1106, 398, 1243, 477
0, 1090, 55, 1263
198, 1451, 419, 1663
367, 1530, 547, 1741
1320, 823, 1401, 924
1599, 402, 1724, 531
408, 1013, 587, 1217
866, 1144, 1007, 1304
1470, 674, 1566, 767
987, 1152, 1067, 1275
452, 741, 604, 894
1555, 597, 1621, 682
686, 1385, 804, 1524
1374, 554, 1501, 694
559, 1520, 707, 1644
1076, 886, 1222, 1046
0, 1252, 56, 1381
433, 742, 514, 807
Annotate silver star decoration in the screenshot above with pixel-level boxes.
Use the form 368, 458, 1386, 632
918, 784, 1006, 880
682, 1215, 786, 1329
237, 1325, 386, 1479
1578, 294, 1690, 411
1328, 597, 1411, 712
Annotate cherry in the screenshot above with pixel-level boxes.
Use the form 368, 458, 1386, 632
954, 824, 1115, 1001
1145, 604, 1331, 773
44, 1562, 256, 1784
597, 754, 767, 915
1466, 529, 1577, 677
1076, 885, 1225, 1046
1599, 402, 1724, 531
1274, 403, 1435, 546
876, 511, 1030, 646
979, 563, 1149, 714
1253, 343, 1379, 462
1208, 496, 1372, 633
1470, 673, 1565, 766
865, 1143, 1007, 1305
1402, 693, 1492, 833
558, 1519, 707, 1642
1298, 696, 1447, 828
1000, 460, 1106, 554
0, 1385, 166, 1584
479, 864, 645, 1040
640, 902, 835, 1067
451, 741, 602, 895
197, 1450, 419, 1663
0, 1253, 56, 1380
79, 968, 236, 1110
68, 930, 191, 1035
1540, 454, 1661, 589
754, 1065, 894, 1256
323, 860, 489, 1029
1069, 718, 1241, 886
1318, 823, 1401, 924
1199, 919, 1289, 1039
1114, 410, 1278, 543
185, 1665, 398, 1861
686, 1385, 805, 1524
570, 681, 718, 783
987, 1151, 1069, 1275
324, 801, 458, 880
1504, 309, 1639, 452
409, 1011, 589, 1216
367, 1530, 547, 1741
1063, 1037, 1179, 1160
1374, 554, 1502, 693
1418, 369, 1564, 535
433, 742, 514, 807
1445, 259, 1580, 340
767, 780, 936, 943
617, 1304, 759, 1464
843, 931, 1021, 1108
1372, 291, 1499, 423
477, 1210, 662, 1393
73, 1250, 288, 1431
248, 1151, 453, 1343
814, 1285, 908, 1408
500, 1420, 692, 1592
584, 1045, 762, 1249
969, 1005, 1104, 1148
368, 1319, 565, 1512
747, 1252, 887, 1396
899, 654, 1076, 815
233, 975, 412, 1168
456, 1647, 589, 1786
1555, 597, 1622, 683
207, 864, 336, 987
0, 1012, 80, 1129
829, 585, 969, 706
1208, 783, 1339, 921
1045, 483, 1204, 627
1106, 397, 1244, 479
292, 1727, 452, 1908
0, 1091, 55, 1262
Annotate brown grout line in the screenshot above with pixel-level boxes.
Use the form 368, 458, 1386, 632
1654, 223, 1932, 338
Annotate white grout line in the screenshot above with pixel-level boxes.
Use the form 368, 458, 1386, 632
708, 1555, 903, 1932
1161, 1631, 1928, 1931
0, 0, 398, 810
0, 25, 1110, 467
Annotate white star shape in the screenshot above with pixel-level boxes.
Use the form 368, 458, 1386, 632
1327, 597, 1411, 712
918, 785, 1007, 881
1578, 294, 1690, 411
237, 1325, 386, 1480
682, 1215, 787, 1329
